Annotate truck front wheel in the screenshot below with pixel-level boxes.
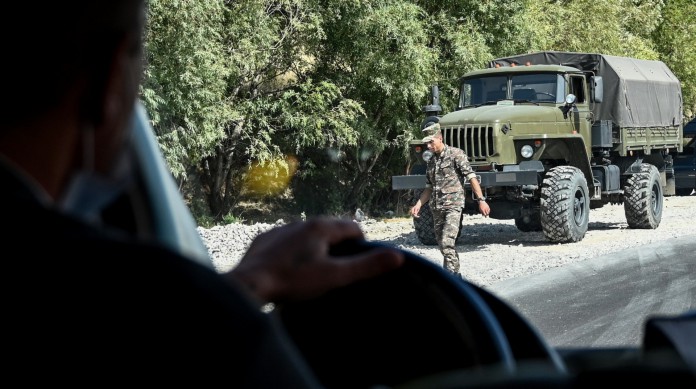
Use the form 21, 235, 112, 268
411, 190, 437, 246
412, 206, 437, 246
624, 163, 663, 229
540, 166, 590, 243
411, 190, 465, 245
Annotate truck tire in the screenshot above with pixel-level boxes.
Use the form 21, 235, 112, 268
540, 166, 589, 243
413, 200, 437, 246
412, 203, 464, 245
515, 212, 542, 232
624, 163, 663, 229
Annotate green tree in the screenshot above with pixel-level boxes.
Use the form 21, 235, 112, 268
195, 0, 369, 220
299, 0, 527, 215
142, 0, 232, 182
417, 0, 530, 58
653, 0, 696, 118
296, 1, 435, 214
520, 0, 661, 58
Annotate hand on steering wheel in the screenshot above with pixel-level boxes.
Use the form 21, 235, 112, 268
276, 240, 566, 388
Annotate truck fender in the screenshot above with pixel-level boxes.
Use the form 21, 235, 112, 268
540, 138, 593, 185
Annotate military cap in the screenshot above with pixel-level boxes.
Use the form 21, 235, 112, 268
421, 122, 440, 142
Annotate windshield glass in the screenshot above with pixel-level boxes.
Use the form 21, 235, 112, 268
461, 73, 563, 107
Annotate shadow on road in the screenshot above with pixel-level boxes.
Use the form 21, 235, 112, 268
370, 219, 632, 249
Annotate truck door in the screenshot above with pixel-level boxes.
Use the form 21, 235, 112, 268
569, 75, 592, 154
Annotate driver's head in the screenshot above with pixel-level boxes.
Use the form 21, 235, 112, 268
0, 1, 146, 200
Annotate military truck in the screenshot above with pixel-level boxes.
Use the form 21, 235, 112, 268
393, 51, 683, 245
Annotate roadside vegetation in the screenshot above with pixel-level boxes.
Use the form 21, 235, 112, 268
140, 0, 696, 225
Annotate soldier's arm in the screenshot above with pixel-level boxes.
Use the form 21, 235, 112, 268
470, 177, 490, 216
456, 151, 490, 215
469, 177, 485, 202
411, 187, 432, 218
455, 151, 480, 197
418, 187, 432, 204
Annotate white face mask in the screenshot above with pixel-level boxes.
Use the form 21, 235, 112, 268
58, 123, 136, 225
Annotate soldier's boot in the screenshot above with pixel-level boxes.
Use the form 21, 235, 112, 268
443, 257, 461, 280
443, 253, 460, 276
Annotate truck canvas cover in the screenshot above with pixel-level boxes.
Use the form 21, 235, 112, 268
489, 51, 683, 129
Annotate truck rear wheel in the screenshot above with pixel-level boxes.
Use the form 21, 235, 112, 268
515, 212, 542, 232
540, 166, 589, 243
624, 163, 663, 229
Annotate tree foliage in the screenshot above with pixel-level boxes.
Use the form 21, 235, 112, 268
142, 0, 232, 180
653, 0, 696, 118
519, 0, 662, 58
199, 0, 374, 219
141, 0, 696, 223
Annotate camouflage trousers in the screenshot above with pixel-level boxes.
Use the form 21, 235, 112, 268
431, 207, 464, 275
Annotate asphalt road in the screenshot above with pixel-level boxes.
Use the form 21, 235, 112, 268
485, 235, 696, 348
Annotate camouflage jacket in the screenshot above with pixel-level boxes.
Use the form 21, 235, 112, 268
425, 145, 477, 210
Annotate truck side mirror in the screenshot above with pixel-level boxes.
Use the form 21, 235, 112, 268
592, 76, 603, 103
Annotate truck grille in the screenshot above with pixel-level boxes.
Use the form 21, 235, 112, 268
442, 125, 495, 159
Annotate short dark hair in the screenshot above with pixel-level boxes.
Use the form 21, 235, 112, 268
0, 1, 145, 128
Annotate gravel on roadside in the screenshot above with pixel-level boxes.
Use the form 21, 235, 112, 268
198, 195, 696, 288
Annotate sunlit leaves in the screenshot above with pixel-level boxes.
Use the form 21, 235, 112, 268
143, 0, 232, 180
519, 0, 660, 58
653, 0, 696, 118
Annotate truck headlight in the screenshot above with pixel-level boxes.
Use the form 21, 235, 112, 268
422, 150, 433, 162
521, 145, 534, 158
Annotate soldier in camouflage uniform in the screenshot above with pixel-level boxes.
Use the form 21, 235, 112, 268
410, 124, 490, 276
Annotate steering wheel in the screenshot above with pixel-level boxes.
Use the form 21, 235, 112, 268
276, 240, 566, 389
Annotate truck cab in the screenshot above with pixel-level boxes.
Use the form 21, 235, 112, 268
444, 64, 596, 194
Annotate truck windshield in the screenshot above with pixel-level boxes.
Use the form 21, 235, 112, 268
461, 73, 564, 107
